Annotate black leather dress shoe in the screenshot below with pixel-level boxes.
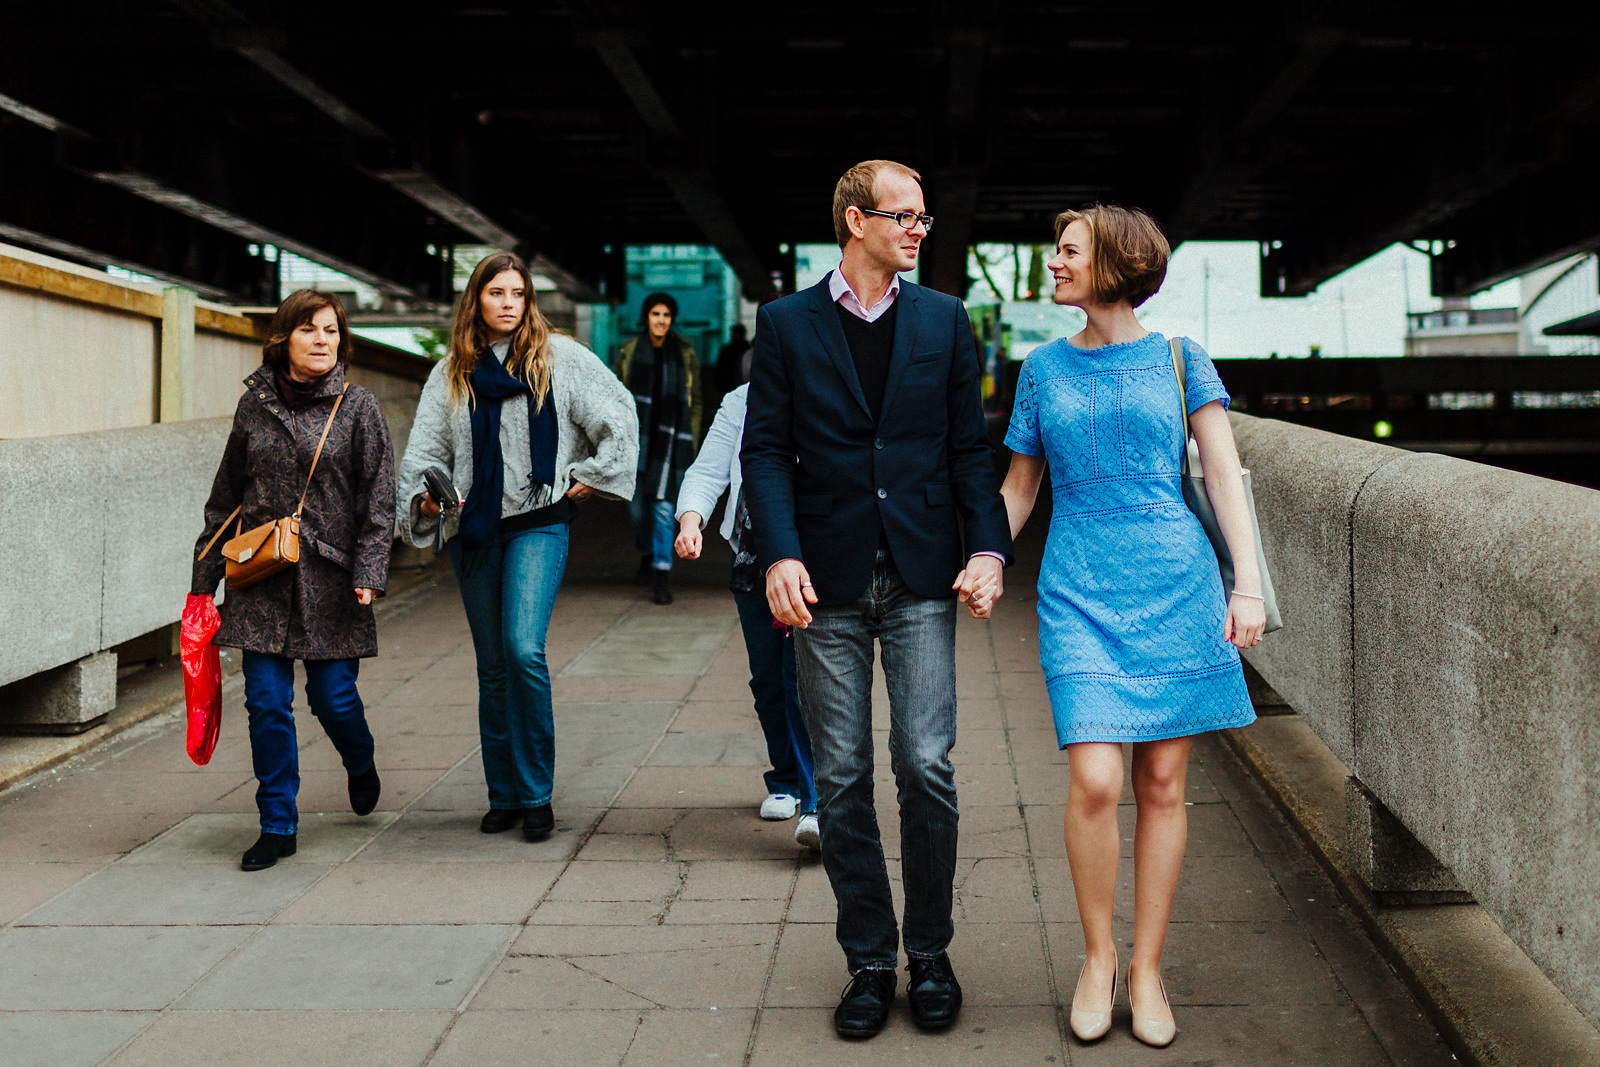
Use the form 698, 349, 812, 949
348, 767, 381, 816
480, 808, 524, 834
907, 952, 963, 1029
834, 968, 896, 1039
241, 832, 296, 871
523, 803, 555, 841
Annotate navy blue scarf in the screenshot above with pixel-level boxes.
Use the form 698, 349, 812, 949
458, 347, 557, 552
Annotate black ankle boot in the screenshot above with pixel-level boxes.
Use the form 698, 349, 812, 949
651, 570, 673, 605
348, 767, 381, 816
241, 832, 297, 871
633, 555, 653, 585
523, 804, 555, 841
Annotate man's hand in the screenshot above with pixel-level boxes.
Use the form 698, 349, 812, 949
952, 555, 1005, 620
766, 558, 817, 629
675, 512, 704, 560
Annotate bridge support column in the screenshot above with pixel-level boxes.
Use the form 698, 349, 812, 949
1345, 777, 1473, 906
0, 651, 117, 735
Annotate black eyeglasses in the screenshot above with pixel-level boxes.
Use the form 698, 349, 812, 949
857, 207, 934, 233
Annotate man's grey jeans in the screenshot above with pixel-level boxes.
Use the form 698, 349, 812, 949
793, 551, 959, 973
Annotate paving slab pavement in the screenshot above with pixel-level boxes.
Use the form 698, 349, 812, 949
0, 500, 1457, 1065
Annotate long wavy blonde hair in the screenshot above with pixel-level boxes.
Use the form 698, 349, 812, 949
445, 251, 553, 409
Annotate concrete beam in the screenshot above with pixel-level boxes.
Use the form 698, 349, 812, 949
1165, 27, 1345, 242
575, 5, 778, 302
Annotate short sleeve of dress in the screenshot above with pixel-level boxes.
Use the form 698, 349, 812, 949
1003, 356, 1042, 456
1180, 336, 1230, 415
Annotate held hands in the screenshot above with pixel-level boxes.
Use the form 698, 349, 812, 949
766, 558, 817, 629
1224, 593, 1266, 649
953, 555, 1005, 620
674, 513, 704, 560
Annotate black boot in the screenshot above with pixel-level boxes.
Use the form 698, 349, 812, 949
348, 767, 381, 816
633, 555, 653, 585
523, 803, 555, 841
241, 832, 297, 872
652, 570, 673, 605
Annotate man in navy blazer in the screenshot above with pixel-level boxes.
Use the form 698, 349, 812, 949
742, 160, 1012, 1039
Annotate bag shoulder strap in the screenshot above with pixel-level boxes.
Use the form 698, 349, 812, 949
294, 383, 349, 519
197, 504, 243, 561
1170, 336, 1194, 476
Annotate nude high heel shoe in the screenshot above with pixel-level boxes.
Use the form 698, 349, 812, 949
1068, 956, 1117, 1042
1129, 966, 1177, 1048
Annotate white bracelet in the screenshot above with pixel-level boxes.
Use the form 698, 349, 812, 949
1231, 591, 1265, 601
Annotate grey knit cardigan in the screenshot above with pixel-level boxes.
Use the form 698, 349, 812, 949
396, 334, 639, 548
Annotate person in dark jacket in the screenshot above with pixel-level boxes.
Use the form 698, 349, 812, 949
191, 289, 396, 872
615, 291, 701, 605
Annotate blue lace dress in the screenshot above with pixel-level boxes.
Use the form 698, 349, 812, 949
1004, 333, 1255, 745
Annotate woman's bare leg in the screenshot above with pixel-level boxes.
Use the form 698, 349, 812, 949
1064, 742, 1124, 1011
1128, 735, 1192, 1025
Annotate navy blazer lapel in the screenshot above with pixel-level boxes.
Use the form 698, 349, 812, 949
806, 273, 871, 418
876, 281, 922, 421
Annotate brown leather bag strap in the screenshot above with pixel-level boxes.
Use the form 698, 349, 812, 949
198, 504, 244, 561
294, 383, 349, 520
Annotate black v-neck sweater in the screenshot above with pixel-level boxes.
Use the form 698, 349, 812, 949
835, 301, 898, 421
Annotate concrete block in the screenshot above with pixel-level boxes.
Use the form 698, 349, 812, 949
1229, 412, 1408, 763
1344, 777, 1471, 905
0, 417, 231, 689
1350, 450, 1600, 1025
0, 651, 116, 734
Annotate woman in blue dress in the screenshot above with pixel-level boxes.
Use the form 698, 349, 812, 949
983, 205, 1265, 1047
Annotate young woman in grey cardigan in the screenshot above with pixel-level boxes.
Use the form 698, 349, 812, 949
396, 252, 638, 841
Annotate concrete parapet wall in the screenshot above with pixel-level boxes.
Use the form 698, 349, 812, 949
0, 418, 230, 690
1231, 411, 1600, 1028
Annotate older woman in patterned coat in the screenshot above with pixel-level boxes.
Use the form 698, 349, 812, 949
191, 289, 396, 872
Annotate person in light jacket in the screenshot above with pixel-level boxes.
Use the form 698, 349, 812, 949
191, 289, 395, 872
674, 383, 819, 850
396, 251, 638, 843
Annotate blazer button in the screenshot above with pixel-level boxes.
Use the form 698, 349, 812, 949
874, 438, 884, 450
877, 488, 887, 499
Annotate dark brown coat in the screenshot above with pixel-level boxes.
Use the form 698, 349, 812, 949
191, 363, 396, 660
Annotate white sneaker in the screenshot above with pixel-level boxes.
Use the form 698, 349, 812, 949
794, 813, 821, 851
759, 793, 799, 820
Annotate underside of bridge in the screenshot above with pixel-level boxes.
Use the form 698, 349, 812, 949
2, 2, 1596, 305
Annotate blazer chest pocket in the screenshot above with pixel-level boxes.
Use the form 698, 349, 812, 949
909, 350, 942, 366
798, 493, 833, 515
924, 483, 953, 507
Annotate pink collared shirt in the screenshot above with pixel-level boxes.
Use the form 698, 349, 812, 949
830, 266, 900, 323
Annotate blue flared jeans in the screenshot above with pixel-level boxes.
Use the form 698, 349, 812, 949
241, 652, 374, 836
628, 495, 676, 571
792, 551, 959, 973
733, 586, 816, 814
449, 522, 569, 811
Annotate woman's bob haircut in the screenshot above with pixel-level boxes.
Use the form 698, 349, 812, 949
261, 289, 353, 375
1053, 204, 1171, 309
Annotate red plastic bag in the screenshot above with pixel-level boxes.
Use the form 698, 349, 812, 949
181, 593, 223, 765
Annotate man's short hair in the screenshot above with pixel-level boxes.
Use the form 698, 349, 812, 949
641, 291, 678, 322
833, 160, 923, 248
1053, 204, 1170, 308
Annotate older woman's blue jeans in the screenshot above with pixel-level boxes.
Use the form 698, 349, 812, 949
241, 652, 374, 836
449, 522, 569, 811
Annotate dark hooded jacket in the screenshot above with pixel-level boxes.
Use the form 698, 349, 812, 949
191, 362, 396, 659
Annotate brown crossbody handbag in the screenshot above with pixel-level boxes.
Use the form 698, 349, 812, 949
197, 384, 348, 591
